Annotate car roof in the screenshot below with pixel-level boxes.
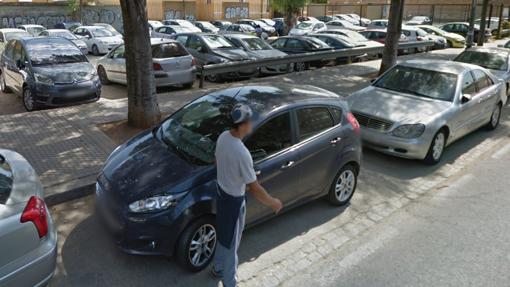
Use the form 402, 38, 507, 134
150, 37, 179, 45
223, 33, 257, 39
212, 84, 342, 119
399, 59, 479, 74
465, 47, 510, 55
0, 28, 27, 33
46, 29, 71, 33
79, 25, 107, 30
19, 24, 44, 27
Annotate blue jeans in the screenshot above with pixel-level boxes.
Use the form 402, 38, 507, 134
213, 201, 246, 287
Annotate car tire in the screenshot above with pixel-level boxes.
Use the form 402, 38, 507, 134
0, 72, 11, 93
23, 87, 39, 112
424, 129, 447, 165
327, 164, 358, 206
97, 65, 110, 85
294, 62, 308, 72
176, 216, 217, 272
486, 103, 502, 130
92, 44, 100, 56
206, 74, 221, 83
183, 82, 194, 89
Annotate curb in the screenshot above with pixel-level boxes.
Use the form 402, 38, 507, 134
45, 182, 95, 207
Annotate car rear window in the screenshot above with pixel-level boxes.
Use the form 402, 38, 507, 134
0, 156, 13, 204
152, 42, 189, 58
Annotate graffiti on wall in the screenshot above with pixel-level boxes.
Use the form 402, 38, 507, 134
224, 7, 249, 19
0, 5, 123, 31
165, 10, 196, 21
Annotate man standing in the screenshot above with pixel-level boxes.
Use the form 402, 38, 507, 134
211, 103, 283, 287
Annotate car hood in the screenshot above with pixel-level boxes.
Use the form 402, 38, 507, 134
347, 86, 451, 123
71, 39, 87, 48
290, 28, 309, 35
32, 62, 96, 83
212, 48, 251, 60
101, 130, 209, 202
247, 49, 287, 58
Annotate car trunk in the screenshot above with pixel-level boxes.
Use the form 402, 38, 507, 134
155, 54, 194, 72
151, 42, 194, 72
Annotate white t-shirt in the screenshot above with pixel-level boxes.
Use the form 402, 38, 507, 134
215, 130, 256, 197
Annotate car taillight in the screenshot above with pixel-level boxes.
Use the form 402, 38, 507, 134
20, 196, 48, 238
153, 62, 163, 71
191, 57, 197, 66
346, 112, 360, 135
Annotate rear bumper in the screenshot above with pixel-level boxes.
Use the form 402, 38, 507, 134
0, 215, 57, 287
154, 67, 196, 87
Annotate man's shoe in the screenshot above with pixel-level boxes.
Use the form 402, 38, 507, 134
209, 268, 223, 280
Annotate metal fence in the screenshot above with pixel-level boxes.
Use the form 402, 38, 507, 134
197, 40, 435, 88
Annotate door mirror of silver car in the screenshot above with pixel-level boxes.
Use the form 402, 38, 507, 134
461, 94, 472, 104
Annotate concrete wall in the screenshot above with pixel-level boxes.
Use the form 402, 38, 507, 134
0, 3, 123, 31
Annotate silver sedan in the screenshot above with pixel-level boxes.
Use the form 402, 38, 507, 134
96, 38, 196, 88
347, 60, 506, 164
0, 149, 57, 287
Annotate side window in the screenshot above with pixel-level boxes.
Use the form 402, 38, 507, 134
175, 35, 189, 45
245, 112, 292, 161
271, 38, 286, 49
472, 70, 491, 91
12, 41, 22, 62
111, 45, 125, 58
3, 41, 14, 58
297, 107, 335, 141
330, 108, 343, 124
155, 27, 164, 33
462, 71, 477, 95
0, 32, 3, 43
188, 36, 204, 50
286, 39, 303, 49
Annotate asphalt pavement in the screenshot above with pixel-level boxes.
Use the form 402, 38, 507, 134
284, 135, 510, 287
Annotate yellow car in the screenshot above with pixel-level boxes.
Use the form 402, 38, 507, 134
417, 25, 466, 48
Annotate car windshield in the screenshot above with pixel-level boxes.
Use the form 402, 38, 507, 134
158, 95, 234, 165
307, 37, 330, 49
374, 65, 458, 101
200, 22, 217, 30
5, 31, 30, 41
454, 51, 508, 71
27, 27, 45, 35
296, 22, 313, 29
49, 31, 77, 40
90, 28, 113, 37
338, 30, 368, 42
242, 37, 272, 50
203, 35, 235, 49
26, 39, 87, 66
152, 42, 188, 58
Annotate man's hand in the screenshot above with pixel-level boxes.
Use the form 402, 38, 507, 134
248, 181, 284, 214
270, 198, 283, 214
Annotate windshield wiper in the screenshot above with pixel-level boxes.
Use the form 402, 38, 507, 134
398, 88, 433, 99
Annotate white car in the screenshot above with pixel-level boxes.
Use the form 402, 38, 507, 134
0, 28, 30, 52
73, 26, 124, 55
346, 14, 371, 26
17, 24, 46, 36
92, 23, 122, 37
38, 29, 88, 53
162, 19, 201, 33
289, 21, 327, 36
148, 20, 164, 31
333, 14, 360, 25
96, 38, 196, 88
326, 20, 366, 32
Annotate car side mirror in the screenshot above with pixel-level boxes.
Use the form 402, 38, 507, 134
461, 94, 472, 104
197, 46, 206, 53
15, 59, 25, 69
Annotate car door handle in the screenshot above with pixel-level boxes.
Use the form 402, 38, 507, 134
281, 161, 294, 169
255, 170, 261, 176
330, 137, 342, 145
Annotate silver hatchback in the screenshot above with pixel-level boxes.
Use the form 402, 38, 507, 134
96, 38, 197, 88
0, 149, 57, 287
348, 60, 506, 164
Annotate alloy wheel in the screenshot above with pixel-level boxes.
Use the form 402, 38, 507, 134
491, 105, 501, 128
432, 133, 445, 161
295, 62, 306, 72
335, 169, 356, 202
188, 224, 216, 268
23, 88, 35, 111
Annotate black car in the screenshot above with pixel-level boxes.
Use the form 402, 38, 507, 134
210, 20, 232, 29
0, 37, 101, 111
309, 33, 367, 64
96, 84, 362, 271
172, 33, 257, 82
54, 20, 82, 31
439, 22, 491, 42
270, 36, 334, 71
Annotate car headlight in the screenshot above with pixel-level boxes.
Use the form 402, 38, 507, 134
84, 70, 98, 81
392, 124, 425, 138
34, 73, 53, 85
129, 192, 187, 213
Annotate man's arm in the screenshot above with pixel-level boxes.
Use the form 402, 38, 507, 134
247, 181, 283, 214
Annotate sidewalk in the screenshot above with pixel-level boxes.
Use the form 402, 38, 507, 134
0, 48, 462, 205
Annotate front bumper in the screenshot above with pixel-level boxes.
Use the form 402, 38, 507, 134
154, 67, 196, 87
361, 127, 431, 160
260, 63, 293, 74
33, 79, 101, 107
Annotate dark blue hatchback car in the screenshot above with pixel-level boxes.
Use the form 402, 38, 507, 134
96, 84, 362, 271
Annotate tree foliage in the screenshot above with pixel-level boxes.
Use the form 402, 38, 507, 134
271, 0, 310, 30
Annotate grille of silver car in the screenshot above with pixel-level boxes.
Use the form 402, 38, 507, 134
352, 112, 393, 132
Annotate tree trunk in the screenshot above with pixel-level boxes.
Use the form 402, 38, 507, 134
119, 0, 161, 129
477, 0, 489, 46
379, 0, 405, 75
285, 10, 295, 35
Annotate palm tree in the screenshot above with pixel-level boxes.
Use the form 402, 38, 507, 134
271, 0, 310, 33
119, 0, 161, 128
379, 0, 405, 75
